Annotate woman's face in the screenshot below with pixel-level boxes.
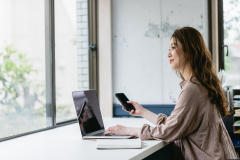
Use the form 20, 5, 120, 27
168, 38, 185, 70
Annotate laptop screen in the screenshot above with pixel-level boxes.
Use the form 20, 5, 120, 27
72, 90, 104, 136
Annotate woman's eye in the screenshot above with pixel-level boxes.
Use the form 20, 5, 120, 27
169, 47, 175, 51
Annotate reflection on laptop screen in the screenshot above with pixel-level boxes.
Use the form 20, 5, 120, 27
72, 90, 104, 136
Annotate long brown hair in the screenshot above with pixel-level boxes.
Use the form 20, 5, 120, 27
171, 27, 229, 117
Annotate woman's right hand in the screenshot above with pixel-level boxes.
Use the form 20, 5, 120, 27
122, 101, 146, 117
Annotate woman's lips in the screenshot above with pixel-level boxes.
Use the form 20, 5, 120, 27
169, 59, 174, 63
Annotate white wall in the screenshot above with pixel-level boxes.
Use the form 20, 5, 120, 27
112, 0, 209, 104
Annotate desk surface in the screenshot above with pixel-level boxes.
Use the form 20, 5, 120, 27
0, 118, 165, 160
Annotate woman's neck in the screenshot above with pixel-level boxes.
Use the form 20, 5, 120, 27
180, 63, 192, 80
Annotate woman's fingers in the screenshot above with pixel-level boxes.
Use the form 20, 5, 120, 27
104, 129, 109, 135
104, 127, 113, 135
104, 125, 127, 135
127, 101, 133, 104
122, 107, 134, 114
105, 126, 116, 135
130, 110, 135, 115
122, 106, 136, 116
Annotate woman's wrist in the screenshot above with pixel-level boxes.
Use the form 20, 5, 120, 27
141, 108, 148, 118
140, 108, 158, 125
129, 127, 141, 137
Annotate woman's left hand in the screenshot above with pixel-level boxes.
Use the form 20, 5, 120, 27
104, 125, 130, 136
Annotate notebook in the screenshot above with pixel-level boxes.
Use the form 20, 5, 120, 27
96, 139, 142, 149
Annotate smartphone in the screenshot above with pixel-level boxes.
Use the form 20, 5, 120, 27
115, 93, 135, 111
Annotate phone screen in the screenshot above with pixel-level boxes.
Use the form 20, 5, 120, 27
115, 93, 135, 111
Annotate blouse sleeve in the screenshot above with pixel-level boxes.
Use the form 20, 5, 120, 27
155, 113, 168, 125
139, 83, 202, 142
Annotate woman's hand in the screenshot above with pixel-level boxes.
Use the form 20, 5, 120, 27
122, 101, 146, 117
122, 101, 159, 125
104, 125, 140, 137
104, 125, 130, 136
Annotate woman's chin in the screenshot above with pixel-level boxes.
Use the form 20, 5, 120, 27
170, 65, 177, 70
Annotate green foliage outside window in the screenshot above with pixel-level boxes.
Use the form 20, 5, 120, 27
0, 45, 44, 113
0, 45, 74, 138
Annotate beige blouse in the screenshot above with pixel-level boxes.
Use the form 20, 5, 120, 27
139, 77, 238, 160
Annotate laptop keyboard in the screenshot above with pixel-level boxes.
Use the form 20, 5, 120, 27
93, 132, 119, 136
94, 132, 105, 136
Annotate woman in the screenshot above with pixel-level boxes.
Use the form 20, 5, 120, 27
104, 27, 238, 159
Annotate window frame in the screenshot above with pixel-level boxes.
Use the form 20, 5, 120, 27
0, 0, 98, 142
218, 0, 224, 70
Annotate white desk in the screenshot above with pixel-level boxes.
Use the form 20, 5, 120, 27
0, 118, 167, 160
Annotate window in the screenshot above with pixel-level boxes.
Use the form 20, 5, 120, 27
0, 0, 97, 141
222, 0, 240, 86
0, 0, 47, 138
55, 0, 90, 123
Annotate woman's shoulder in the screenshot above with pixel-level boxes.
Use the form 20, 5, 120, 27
177, 78, 207, 106
182, 77, 201, 90
180, 77, 207, 98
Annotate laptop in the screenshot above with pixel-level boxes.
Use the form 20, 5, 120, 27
72, 90, 134, 139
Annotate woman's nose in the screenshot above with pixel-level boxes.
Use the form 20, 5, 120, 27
168, 52, 171, 58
